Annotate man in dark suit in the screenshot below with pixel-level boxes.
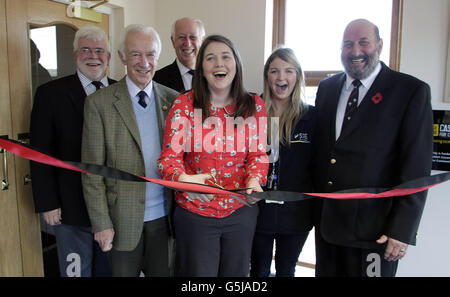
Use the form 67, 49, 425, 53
30, 25, 115, 277
313, 19, 433, 277
153, 17, 205, 92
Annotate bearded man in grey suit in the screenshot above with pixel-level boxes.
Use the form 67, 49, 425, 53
82, 24, 179, 277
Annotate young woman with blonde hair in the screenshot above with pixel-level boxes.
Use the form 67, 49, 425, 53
251, 47, 317, 277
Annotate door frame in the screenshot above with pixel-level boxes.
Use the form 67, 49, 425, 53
2, 0, 109, 276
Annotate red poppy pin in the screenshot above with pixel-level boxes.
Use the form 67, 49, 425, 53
371, 93, 383, 104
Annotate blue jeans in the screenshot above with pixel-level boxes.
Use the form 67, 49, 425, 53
53, 224, 111, 277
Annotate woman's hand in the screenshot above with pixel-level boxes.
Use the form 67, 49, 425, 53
245, 177, 263, 204
178, 173, 215, 203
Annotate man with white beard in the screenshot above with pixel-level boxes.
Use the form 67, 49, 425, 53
30, 25, 115, 277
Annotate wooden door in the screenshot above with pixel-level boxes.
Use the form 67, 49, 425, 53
1, 0, 109, 276
0, 0, 23, 277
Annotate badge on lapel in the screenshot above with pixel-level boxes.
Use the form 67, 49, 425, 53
371, 93, 383, 104
290, 133, 310, 144
162, 105, 168, 111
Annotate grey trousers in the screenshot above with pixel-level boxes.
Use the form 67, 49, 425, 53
109, 216, 172, 277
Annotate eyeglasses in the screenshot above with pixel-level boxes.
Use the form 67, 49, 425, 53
80, 47, 106, 55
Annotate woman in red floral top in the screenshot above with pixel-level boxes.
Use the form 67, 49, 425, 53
157, 35, 268, 277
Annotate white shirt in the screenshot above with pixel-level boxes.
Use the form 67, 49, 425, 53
77, 70, 109, 96
335, 62, 382, 140
176, 58, 194, 91
125, 76, 154, 108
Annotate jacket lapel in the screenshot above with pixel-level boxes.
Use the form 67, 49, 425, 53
67, 74, 87, 117
112, 78, 142, 149
107, 77, 117, 85
326, 73, 346, 143
169, 60, 185, 92
153, 82, 172, 145
337, 62, 392, 141
68, 75, 116, 118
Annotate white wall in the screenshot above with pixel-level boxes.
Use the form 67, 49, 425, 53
108, 0, 156, 28
153, 0, 267, 94
107, 0, 268, 92
396, 0, 450, 276
107, 0, 157, 80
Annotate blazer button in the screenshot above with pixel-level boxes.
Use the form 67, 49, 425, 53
327, 181, 333, 186
140, 199, 145, 205
330, 158, 336, 165
162, 105, 168, 111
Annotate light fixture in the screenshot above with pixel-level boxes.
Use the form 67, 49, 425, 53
65, 0, 109, 23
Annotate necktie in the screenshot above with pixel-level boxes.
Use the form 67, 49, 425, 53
137, 91, 147, 108
91, 81, 103, 90
188, 69, 195, 78
342, 79, 362, 130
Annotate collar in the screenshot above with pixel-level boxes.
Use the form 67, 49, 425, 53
125, 76, 153, 100
344, 62, 382, 90
77, 70, 108, 88
176, 58, 193, 76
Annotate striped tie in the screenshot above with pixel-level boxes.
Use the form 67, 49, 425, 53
342, 79, 362, 130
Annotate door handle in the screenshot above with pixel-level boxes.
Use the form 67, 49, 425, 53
17, 133, 31, 186
0, 136, 9, 190
17, 132, 30, 145
24, 174, 32, 185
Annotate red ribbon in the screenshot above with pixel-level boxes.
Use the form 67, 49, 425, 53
0, 138, 244, 197
304, 185, 438, 199
0, 138, 445, 201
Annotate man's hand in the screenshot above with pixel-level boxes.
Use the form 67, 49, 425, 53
376, 234, 408, 262
42, 208, 62, 225
95, 228, 115, 252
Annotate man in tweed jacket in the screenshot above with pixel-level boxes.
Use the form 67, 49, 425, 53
81, 24, 179, 276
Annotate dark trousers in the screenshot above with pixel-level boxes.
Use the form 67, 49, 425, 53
250, 231, 309, 277
53, 224, 111, 277
109, 216, 171, 277
315, 230, 398, 277
174, 205, 258, 277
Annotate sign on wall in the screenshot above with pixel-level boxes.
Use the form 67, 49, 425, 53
432, 110, 450, 171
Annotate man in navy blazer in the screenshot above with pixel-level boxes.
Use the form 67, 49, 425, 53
313, 19, 433, 277
30, 26, 115, 277
153, 17, 205, 92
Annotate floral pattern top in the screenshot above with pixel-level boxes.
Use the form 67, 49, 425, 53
157, 91, 269, 218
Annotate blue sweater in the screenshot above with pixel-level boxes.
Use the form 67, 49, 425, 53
129, 79, 166, 222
